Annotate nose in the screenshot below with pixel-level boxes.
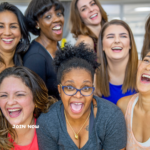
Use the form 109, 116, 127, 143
114, 36, 120, 43
7, 97, 17, 106
53, 14, 61, 23
89, 6, 94, 12
74, 90, 82, 98
4, 26, 11, 36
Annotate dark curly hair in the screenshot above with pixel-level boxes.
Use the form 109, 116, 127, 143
0, 66, 56, 150
0, 2, 30, 66
54, 43, 100, 84
25, 0, 64, 35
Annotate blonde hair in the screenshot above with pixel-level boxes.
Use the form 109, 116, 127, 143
95, 20, 138, 97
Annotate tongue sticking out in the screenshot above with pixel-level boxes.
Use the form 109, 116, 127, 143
9, 110, 21, 118
70, 103, 83, 112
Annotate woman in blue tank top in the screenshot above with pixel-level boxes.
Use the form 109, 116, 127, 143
95, 20, 138, 104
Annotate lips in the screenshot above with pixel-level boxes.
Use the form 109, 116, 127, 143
7, 108, 22, 118
111, 46, 123, 52
90, 13, 98, 20
2, 38, 14, 44
141, 74, 150, 83
70, 102, 83, 113
52, 25, 62, 35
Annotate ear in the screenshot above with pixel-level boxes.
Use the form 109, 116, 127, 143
36, 21, 40, 29
58, 84, 61, 94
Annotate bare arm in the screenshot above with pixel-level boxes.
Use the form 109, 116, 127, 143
75, 35, 94, 50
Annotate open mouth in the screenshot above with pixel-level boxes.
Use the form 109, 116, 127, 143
111, 47, 123, 52
70, 102, 83, 113
141, 74, 150, 83
90, 14, 98, 19
2, 39, 13, 44
52, 25, 62, 35
8, 108, 22, 118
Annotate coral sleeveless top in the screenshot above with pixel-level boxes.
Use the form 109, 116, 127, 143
125, 93, 150, 150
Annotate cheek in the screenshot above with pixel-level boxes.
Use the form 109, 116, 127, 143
14, 30, 21, 39
79, 11, 88, 20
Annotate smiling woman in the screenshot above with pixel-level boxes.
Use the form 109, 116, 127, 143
36, 43, 127, 150
0, 66, 55, 150
0, 2, 30, 73
23, 0, 64, 99
70, 0, 107, 52
95, 20, 138, 104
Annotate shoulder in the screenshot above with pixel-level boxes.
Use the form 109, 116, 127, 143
37, 101, 62, 127
75, 35, 94, 49
117, 95, 133, 115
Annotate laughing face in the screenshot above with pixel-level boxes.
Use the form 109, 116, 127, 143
77, 0, 101, 27
137, 52, 150, 94
102, 25, 131, 61
37, 6, 64, 41
0, 10, 21, 53
0, 76, 35, 126
58, 68, 93, 120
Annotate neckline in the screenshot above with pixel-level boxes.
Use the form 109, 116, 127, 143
109, 82, 122, 87
60, 99, 96, 149
130, 96, 150, 148
32, 40, 54, 59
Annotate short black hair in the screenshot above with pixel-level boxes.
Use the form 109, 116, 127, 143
0, 2, 30, 66
25, 0, 64, 35
54, 43, 100, 84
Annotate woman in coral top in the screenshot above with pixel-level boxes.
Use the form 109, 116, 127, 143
0, 67, 55, 150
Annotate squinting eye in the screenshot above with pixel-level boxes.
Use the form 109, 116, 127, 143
107, 36, 113, 39
67, 86, 74, 90
121, 36, 127, 38
57, 12, 62, 16
17, 94, 25, 97
11, 26, 17, 29
82, 8, 86, 11
0, 95, 7, 98
82, 87, 90, 91
45, 15, 51, 19
143, 59, 150, 63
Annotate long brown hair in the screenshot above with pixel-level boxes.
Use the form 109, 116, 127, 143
141, 15, 150, 60
0, 67, 56, 150
95, 20, 138, 97
69, 0, 108, 40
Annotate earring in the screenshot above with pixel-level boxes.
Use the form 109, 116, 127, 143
36, 26, 40, 29
20, 38, 24, 43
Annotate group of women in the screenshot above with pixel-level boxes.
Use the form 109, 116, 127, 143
0, 0, 150, 149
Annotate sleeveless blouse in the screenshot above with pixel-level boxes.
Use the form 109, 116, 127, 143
125, 93, 150, 150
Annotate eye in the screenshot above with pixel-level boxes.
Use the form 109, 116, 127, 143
45, 15, 51, 19
82, 86, 91, 92
91, 2, 96, 6
57, 12, 63, 16
143, 59, 150, 63
17, 94, 25, 97
81, 8, 86, 11
65, 86, 75, 91
121, 35, 127, 38
0, 95, 7, 98
0, 25, 4, 28
11, 26, 17, 29
107, 36, 113, 39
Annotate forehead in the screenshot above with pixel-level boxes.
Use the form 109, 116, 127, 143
104, 24, 129, 35
62, 68, 93, 83
144, 52, 150, 59
0, 10, 18, 23
0, 76, 29, 92
77, 0, 94, 8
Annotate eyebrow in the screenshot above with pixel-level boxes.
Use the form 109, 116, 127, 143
145, 55, 150, 58
80, 0, 94, 9
106, 33, 128, 36
0, 22, 19, 25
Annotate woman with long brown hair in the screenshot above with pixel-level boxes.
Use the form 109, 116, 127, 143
69, 0, 108, 51
95, 20, 138, 104
0, 67, 55, 150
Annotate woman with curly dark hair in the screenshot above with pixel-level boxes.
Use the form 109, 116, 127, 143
0, 2, 30, 72
23, 0, 64, 99
36, 43, 126, 150
0, 67, 55, 150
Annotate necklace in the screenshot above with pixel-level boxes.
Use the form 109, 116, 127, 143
64, 111, 91, 140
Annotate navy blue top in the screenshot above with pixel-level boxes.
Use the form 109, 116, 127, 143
23, 40, 59, 99
102, 83, 136, 104
36, 95, 127, 150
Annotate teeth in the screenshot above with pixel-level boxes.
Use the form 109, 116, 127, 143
2, 39, 13, 42
53, 26, 61, 30
142, 74, 150, 79
90, 14, 97, 19
8, 109, 21, 112
74, 103, 82, 105
112, 47, 122, 50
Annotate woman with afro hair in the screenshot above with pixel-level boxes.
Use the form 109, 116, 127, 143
36, 43, 127, 150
